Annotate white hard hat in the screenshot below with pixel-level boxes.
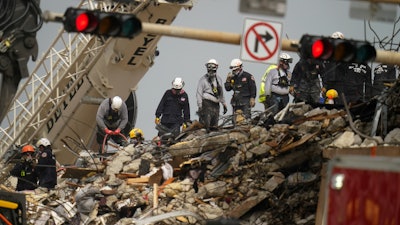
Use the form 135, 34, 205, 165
331, 31, 344, 39
172, 77, 184, 89
36, 138, 51, 147
206, 59, 218, 66
229, 58, 243, 70
280, 53, 293, 63
111, 96, 123, 110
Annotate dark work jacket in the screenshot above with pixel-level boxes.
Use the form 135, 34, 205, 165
321, 61, 348, 104
156, 89, 190, 125
343, 63, 372, 103
36, 147, 57, 189
10, 161, 38, 191
224, 71, 257, 106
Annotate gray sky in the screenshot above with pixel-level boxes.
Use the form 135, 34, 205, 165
34, 0, 399, 139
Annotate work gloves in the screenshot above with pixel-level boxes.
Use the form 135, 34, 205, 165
155, 117, 160, 125
223, 104, 228, 115
226, 72, 233, 83
104, 128, 113, 135
104, 128, 121, 135
182, 123, 187, 131
250, 98, 256, 108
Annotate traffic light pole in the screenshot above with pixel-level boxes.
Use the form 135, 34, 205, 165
141, 23, 400, 65
42, 11, 400, 65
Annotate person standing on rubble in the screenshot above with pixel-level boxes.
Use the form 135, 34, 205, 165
321, 31, 372, 105
96, 96, 129, 150
224, 58, 257, 121
263, 53, 293, 114
10, 144, 38, 191
196, 59, 228, 131
259, 64, 278, 110
290, 57, 325, 105
155, 77, 191, 137
35, 138, 57, 191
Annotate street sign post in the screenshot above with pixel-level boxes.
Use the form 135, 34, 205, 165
240, 18, 283, 65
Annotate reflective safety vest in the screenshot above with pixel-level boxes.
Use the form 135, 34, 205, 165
258, 64, 278, 103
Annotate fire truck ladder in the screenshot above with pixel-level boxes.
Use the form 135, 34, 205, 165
0, 0, 147, 159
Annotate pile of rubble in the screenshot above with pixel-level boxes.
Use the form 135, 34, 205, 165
3, 98, 400, 224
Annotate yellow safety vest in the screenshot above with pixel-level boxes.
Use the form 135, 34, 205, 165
258, 64, 278, 103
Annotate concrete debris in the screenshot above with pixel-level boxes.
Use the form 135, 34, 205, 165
2, 100, 400, 225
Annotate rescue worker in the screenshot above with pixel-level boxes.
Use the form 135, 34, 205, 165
291, 58, 325, 104
224, 58, 257, 121
129, 128, 144, 146
155, 77, 191, 137
321, 32, 347, 105
10, 144, 38, 191
35, 138, 57, 190
343, 62, 372, 104
196, 59, 228, 130
264, 53, 293, 114
372, 64, 397, 97
259, 64, 278, 110
96, 96, 129, 150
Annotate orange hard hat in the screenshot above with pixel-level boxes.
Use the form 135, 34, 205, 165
21, 145, 35, 154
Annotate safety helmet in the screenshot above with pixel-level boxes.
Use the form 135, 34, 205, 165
129, 128, 144, 139
331, 31, 344, 39
206, 58, 218, 71
22, 145, 35, 154
111, 96, 123, 110
172, 77, 185, 89
36, 138, 51, 147
229, 58, 243, 70
326, 89, 338, 99
279, 53, 293, 63
206, 59, 218, 66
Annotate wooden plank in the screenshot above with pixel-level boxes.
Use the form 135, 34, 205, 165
126, 177, 150, 184
226, 192, 269, 219
61, 167, 100, 179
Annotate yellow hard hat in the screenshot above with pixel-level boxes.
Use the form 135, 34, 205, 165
129, 128, 144, 139
326, 89, 338, 99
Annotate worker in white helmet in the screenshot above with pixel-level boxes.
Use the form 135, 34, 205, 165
96, 96, 129, 150
155, 77, 191, 137
263, 53, 293, 114
35, 137, 57, 191
322, 31, 372, 105
225, 58, 257, 122
196, 59, 228, 131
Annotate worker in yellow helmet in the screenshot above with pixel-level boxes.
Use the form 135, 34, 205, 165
129, 128, 144, 146
326, 89, 338, 104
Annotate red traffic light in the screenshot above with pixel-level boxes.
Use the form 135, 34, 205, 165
299, 34, 376, 63
63, 7, 142, 39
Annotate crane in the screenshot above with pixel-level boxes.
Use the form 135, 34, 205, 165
0, 0, 193, 165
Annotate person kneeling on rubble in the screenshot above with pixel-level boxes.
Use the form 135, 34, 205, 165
96, 96, 129, 152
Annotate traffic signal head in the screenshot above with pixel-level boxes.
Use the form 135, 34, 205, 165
63, 7, 142, 38
299, 34, 376, 63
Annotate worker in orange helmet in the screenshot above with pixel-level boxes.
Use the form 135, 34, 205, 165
10, 145, 38, 191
